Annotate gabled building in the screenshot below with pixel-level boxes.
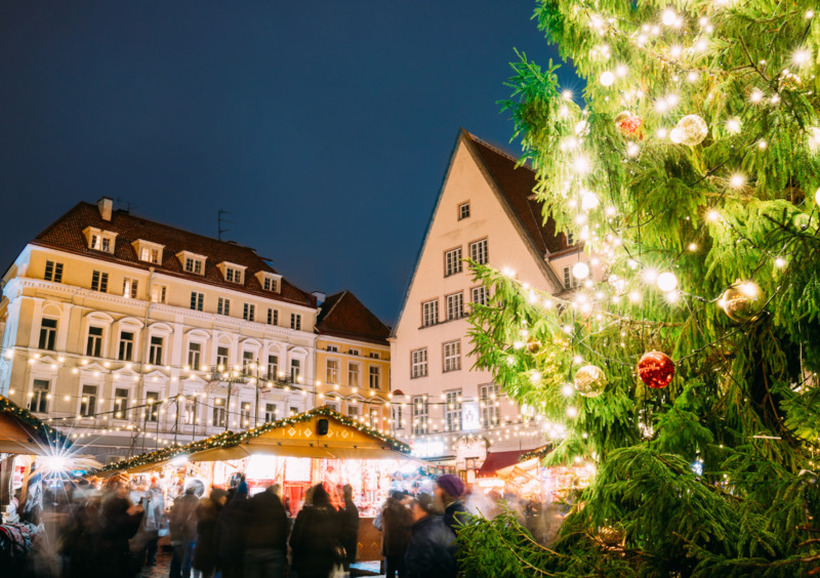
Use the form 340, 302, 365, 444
0, 198, 319, 461
314, 291, 391, 432
390, 129, 590, 478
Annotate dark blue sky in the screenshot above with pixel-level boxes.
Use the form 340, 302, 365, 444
0, 1, 577, 324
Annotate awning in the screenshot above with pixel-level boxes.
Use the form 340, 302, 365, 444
0, 396, 69, 456
477, 450, 526, 477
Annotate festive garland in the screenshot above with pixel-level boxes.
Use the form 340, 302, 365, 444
93, 405, 410, 474
0, 395, 70, 449
519, 444, 552, 462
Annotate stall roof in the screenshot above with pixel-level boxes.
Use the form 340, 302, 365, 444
476, 450, 528, 477
97, 406, 412, 474
0, 395, 69, 455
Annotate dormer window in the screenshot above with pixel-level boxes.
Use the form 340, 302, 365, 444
256, 271, 282, 293
132, 240, 165, 265
218, 261, 247, 285
83, 227, 118, 254
177, 251, 207, 275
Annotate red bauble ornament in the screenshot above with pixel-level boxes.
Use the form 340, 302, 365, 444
615, 111, 644, 139
637, 351, 674, 389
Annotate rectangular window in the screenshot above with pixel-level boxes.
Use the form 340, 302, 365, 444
289, 406, 299, 416
469, 238, 488, 265
327, 345, 338, 352
563, 266, 578, 290
114, 388, 129, 420
217, 347, 230, 370
243, 303, 255, 322
190, 292, 204, 311
445, 247, 462, 277
212, 402, 226, 427
392, 405, 404, 430
445, 390, 462, 432
80, 385, 97, 418
149, 336, 164, 365
369, 407, 379, 428
101, 237, 111, 252
290, 359, 301, 383
263, 277, 278, 292
123, 278, 138, 299
218, 297, 231, 316
458, 202, 470, 220
119, 331, 135, 361
240, 402, 252, 427
411, 349, 428, 379
422, 299, 438, 327
443, 340, 461, 372
243, 351, 254, 373
267, 355, 279, 380
566, 232, 575, 246
151, 285, 167, 304
267, 308, 278, 325
290, 313, 302, 331
140, 247, 160, 264
348, 405, 360, 419
188, 342, 202, 369
44, 260, 63, 283
348, 363, 360, 387
226, 267, 242, 284
446, 292, 463, 320
471, 286, 489, 306
184, 399, 197, 426
265, 403, 278, 423
413, 396, 428, 435
29, 380, 49, 414
369, 366, 381, 389
91, 270, 108, 292
480, 384, 500, 428
349, 349, 360, 356
185, 258, 203, 274
326, 359, 339, 384
370, 352, 380, 359
86, 326, 103, 357
38, 318, 57, 350
146, 392, 159, 422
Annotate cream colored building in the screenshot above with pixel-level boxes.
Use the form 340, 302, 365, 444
313, 291, 392, 433
390, 130, 591, 477
0, 198, 320, 462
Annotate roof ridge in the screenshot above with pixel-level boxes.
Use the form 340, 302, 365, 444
462, 129, 530, 169
320, 289, 348, 321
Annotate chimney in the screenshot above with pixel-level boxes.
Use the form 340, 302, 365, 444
312, 291, 326, 306
97, 197, 113, 221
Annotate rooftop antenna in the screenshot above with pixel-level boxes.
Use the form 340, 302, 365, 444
218, 209, 232, 241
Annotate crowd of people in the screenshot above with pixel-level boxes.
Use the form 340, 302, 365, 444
3, 471, 472, 578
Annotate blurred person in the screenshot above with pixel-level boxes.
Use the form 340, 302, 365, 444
192, 488, 227, 578
381, 490, 413, 578
243, 484, 288, 578
131, 478, 165, 571
337, 484, 359, 571
289, 483, 341, 578
169, 482, 201, 578
404, 493, 456, 578
98, 477, 144, 578
434, 475, 468, 536
217, 479, 248, 578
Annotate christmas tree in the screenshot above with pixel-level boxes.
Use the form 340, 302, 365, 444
460, 1, 820, 576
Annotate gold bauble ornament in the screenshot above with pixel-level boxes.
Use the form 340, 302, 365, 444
670, 114, 708, 146
574, 365, 607, 398
718, 282, 766, 323
598, 526, 625, 546
526, 339, 542, 354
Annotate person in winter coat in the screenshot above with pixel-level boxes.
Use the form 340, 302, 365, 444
289, 483, 341, 578
434, 475, 469, 536
404, 494, 457, 578
133, 479, 165, 569
244, 485, 289, 578
216, 481, 248, 578
169, 483, 201, 578
98, 479, 144, 578
192, 488, 227, 578
381, 491, 413, 578
337, 484, 359, 570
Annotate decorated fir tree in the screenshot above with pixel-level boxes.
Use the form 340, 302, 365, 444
460, 1, 820, 576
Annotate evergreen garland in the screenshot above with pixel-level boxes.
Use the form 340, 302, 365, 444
0, 394, 70, 450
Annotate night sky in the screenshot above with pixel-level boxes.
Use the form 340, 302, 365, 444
0, 1, 578, 325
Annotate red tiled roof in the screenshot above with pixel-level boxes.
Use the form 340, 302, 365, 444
464, 131, 569, 255
31, 201, 316, 308
316, 290, 391, 346
476, 450, 527, 477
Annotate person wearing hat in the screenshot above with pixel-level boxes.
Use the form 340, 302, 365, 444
404, 493, 457, 578
434, 474, 468, 536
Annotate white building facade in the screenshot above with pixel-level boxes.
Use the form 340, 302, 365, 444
390, 130, 589, 479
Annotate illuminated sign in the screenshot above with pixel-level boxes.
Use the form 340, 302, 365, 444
462, 401, 480, 432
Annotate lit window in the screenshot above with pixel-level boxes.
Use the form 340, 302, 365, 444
151, 285, 167, 304
146, 392, 159, 422
326, 359, 339, 384
348, 363, 360, 387
80, 385, 97, 417
122, 278, 138, 299
29, 380, 49, 414
114, 388, 129, 420
480, 384, 500, 427
413, 396, 428, 435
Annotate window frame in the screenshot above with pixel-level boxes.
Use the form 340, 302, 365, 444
421, 299, 439, 327
442, 340, 461, 373
444, 247, 463, 277
469, 238, 488, 265
38, 318, 57, 351
446, 291, 463, 321
29, 379, 50, 414
411, 348, 428, 379
369, 365, 381, 389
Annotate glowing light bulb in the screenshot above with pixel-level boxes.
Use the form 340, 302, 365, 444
726, 118, 741, 133
661, 9, 677, 26
572, 262, 590, 280
600, 71, 615, 87
758, 140, 767, 149
815, 187, 820, 205
774, 257, 787, 268
581, 190, 600, 210
657, 272, 678, 292
707, 210, 720, 221
749, 89, 764, 103
793, 49, 811, 66
688, 243, 698, 251
729, 173, 746, 189
573, 155, 591, 175
629, 291, 642, 303
615, 64, 629, 77
627, 142, 640, 157
562, 90, 573, 100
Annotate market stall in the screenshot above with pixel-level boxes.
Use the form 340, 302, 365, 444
96, 406, 421, 561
